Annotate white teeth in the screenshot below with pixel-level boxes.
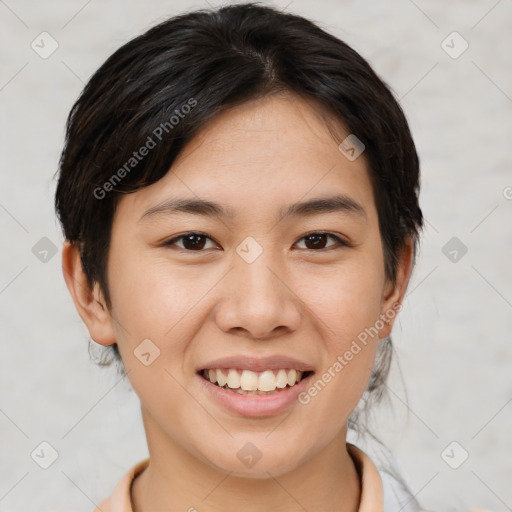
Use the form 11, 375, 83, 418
258, 370, 277, 391
226, 369, 240, 389
203, 368, 306, 392
216, 369, 227, 387
287, 369, 297, 387
275, 369, 289, 388
240, 369, 258, 390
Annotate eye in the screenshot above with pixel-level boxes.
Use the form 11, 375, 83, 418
295, 232, 349, 250
163, 232, 219, 251
162, 231, 349, 253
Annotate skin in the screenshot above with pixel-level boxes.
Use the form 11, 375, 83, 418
62, 92, 413, 512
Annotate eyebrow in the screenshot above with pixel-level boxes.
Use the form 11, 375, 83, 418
139, 194, 366, 222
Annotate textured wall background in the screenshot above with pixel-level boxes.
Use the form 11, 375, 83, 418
1, 1, 511, 511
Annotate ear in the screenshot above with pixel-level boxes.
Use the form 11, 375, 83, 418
378, 237, 415, 339
61, 241, 116, 346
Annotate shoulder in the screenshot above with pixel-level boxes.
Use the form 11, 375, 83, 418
348, 442, 420, 512
92, 458, 149, 512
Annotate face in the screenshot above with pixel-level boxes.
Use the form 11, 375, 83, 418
99, 93, 403, 477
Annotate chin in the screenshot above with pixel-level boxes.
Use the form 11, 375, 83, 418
203, 447, 304, 479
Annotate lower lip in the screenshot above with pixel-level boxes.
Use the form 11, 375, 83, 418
197, 372, 314, 418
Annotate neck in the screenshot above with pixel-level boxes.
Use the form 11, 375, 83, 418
132, 409, 361, 512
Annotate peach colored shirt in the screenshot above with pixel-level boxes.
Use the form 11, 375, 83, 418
93, 443, 383, 511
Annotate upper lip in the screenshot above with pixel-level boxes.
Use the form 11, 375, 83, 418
198, 355, 315, 373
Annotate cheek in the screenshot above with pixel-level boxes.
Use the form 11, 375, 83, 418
106, 244, 233, 379
298, 249, 385, 406
105, 250, 203, 413
305, 253, 386, 343
106, 244, 196, 347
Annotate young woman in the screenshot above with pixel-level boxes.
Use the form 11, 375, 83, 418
55, 3, 425, 511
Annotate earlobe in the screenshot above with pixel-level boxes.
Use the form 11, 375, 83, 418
379, 238, 415, 338
61, 241, 116, 347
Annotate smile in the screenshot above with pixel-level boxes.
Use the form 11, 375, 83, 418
197, 367, 315, 417
200, 368, 312, 394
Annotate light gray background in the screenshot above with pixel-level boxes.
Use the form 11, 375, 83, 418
1, 0, 511, 511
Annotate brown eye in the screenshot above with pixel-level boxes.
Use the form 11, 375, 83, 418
295, 232, 347, 250
164, 232, 217, 251
181, 233, 207, 250
163, 231, 348, 253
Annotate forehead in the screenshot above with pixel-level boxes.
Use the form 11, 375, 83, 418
179, 92, 349, 167
113, 92, 376, 226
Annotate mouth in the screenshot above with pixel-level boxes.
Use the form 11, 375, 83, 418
197, 368, 315, 395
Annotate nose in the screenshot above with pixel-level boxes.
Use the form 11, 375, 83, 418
214, 250, 302, 340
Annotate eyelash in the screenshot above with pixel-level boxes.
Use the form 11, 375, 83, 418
162, 231, 350, 252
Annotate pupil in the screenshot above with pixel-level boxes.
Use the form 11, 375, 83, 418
306, 234, 326, 249
184, 234, 205, 250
